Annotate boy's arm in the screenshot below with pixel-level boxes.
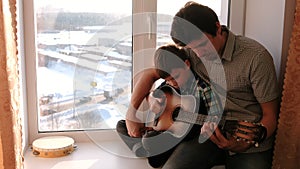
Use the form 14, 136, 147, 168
126, 68, 160, 137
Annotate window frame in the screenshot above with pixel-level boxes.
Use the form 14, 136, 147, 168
22, 0, 244, 144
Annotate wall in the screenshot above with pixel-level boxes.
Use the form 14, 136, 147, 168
279, 0, 297, 90
17, 0, 29, 154
244, 0, 287, 81
243, 0, 300, 168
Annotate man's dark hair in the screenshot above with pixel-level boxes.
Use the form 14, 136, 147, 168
154, 44, 189, 79
171, 1, 219, 46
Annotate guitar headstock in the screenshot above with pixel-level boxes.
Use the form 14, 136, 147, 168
223, 120, 267, 147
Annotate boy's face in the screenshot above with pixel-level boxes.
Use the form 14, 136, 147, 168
164, 65, 191, 89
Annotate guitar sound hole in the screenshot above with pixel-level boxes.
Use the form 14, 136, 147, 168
172, 107, 181, 121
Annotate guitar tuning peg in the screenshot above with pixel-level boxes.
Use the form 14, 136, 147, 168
236, 137, 241, 142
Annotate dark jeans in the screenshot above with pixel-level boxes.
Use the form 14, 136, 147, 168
116, 120, 273, 169
116, 120, 179, 168
162, 138, 273, 169
225, 149, 273, 169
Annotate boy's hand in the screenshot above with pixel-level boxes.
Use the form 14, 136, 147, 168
148, 92, 166, 115
126, 119, 150, 137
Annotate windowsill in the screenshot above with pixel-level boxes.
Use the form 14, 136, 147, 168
24, 134, 225, 169
24, 137, 153, 169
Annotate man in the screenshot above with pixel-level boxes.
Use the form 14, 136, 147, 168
124, 2, 279, 169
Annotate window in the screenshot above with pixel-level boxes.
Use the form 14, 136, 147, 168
156, 0, 229, 46
24, 0, 232, 142
34, 0, 132, 132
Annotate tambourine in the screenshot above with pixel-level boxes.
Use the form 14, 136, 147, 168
32, 136, 75, 158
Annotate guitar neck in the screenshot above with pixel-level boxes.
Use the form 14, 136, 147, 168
174, 111, 238, 128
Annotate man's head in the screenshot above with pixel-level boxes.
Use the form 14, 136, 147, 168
154, 45, 192, 89
170, 1, 219, 46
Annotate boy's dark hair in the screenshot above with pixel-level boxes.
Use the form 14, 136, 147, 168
154, 44, 189, 79
171, 1, 219, 46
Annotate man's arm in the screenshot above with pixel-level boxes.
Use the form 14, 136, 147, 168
259, 98, 279, 139
126, 68, 160, 137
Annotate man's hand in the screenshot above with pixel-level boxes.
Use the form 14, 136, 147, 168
210, 127, 253, 153
224, 121, 267, 146
200, 121, 255, 153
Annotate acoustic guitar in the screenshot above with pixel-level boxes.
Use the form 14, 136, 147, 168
146, 85, 267, 145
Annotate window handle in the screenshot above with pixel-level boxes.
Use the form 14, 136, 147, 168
147, 14, 152, 39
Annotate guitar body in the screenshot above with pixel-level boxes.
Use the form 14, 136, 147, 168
148, 85, 197, 137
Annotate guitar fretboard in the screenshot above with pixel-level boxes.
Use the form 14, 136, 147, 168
174, 111, 239, 128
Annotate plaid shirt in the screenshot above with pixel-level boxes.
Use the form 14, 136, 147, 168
157, 74, 222, 117
180, 76, 222, 117
197, 80, 222, 116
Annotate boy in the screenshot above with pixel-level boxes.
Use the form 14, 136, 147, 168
117, 44, 223, 168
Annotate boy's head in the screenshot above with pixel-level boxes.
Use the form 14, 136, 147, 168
154, 44, 192, 89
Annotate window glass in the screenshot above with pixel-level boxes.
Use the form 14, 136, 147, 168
157, 0, 228, 46
35, 0, 132, 131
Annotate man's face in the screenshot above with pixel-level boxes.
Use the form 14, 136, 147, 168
164, 65, 190, 89
187, 33, 219, 60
